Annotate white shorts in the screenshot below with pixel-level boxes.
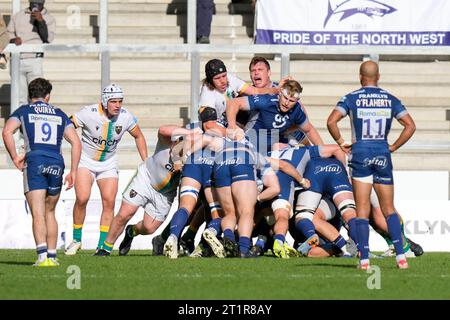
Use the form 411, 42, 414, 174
79, 153, 119, 180
318, 197, 337, 221
122, 163, 176, 222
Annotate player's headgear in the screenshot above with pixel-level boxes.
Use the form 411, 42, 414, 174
101, 83, 124, 108
30, 0, 45, 4
205, 59, 227, 83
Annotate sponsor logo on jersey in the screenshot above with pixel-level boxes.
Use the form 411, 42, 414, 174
29, 114, 62, 125
165, 163, 176, 173
92, 136, 119, 146
314, 164, 342, 175
363, 155, 388, 168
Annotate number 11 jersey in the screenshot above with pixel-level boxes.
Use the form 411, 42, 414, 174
335, 86, 408, 150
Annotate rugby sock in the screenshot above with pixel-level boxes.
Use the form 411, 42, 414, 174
103, 241, 114, 253
47, 249, 57, 259
181, 226, 197, 242
295, 219, 316, 239
239, 236, 251, 255
169, 207, 189, 239
160, 223, 171, 241
73, 224, 83, 243
206, 218, 222, 236
398, 214, 411, 251
255, 236, 266, 249
36, 243, 47, 262
386, 213, 405, 256
274, 234, 286, 244
347, 217, 358, 244
223, 229, 236, 242
97, 225, 110, 249
332, 235, 347, 250
128, 225, 137, 237
356, 218, 370, 260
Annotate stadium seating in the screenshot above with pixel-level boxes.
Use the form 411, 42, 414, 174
0, 0, 449, 170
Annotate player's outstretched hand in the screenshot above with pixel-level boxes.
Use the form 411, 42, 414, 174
64, 170, 76, 190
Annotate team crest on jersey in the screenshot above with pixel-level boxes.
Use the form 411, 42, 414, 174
115, 125, 122, 134
129, 189, 137, 198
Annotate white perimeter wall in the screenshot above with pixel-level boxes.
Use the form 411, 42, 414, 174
0, 169, 449, 252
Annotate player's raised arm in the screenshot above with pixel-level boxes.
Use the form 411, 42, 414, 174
226, 97, 250, 130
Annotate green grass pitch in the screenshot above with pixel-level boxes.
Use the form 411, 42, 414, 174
0, 250, 449, 300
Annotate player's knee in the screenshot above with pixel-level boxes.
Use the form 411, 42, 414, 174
295, 207, 315, 221
143, 221, 158, 234
179, 186, 200, 201
271, 199, 293, 218
74, 198, 89, 208
337, 199, 356, 214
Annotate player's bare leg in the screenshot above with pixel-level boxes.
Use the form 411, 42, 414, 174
96, 177, 119, 250
232, 180, 257, 257
67, 168, 94, 255
352, 179, 373, 270
373, 183, 408, 268
45, 193, 61, 264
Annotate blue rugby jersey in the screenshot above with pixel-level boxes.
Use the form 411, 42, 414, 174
335, 86, 408, 149
10, 101, 73, 159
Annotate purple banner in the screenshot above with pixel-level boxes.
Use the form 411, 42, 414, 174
256, 30, 450, 46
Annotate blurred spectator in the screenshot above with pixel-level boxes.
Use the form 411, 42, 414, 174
0, 15, 8, 69
197, 0, 214, 44
7, 0, 55, 106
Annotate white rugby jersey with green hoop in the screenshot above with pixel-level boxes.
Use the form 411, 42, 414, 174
70, 104, 138, 162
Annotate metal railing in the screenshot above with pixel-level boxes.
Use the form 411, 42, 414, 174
4, 0, 450, 122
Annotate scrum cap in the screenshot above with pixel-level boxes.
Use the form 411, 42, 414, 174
205, 59, 227, 83
101, 83, 124, 107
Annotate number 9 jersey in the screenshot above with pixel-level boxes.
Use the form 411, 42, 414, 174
9, 101, 73, 160
335, 86, 408, 149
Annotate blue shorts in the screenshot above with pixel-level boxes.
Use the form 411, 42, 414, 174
349, 147, 394, 185
182, 149, 215, 188
24, 155, 65, 195
276, 171, 296, 202
213, 162, 255, 188
182, 163, 213, 188
304, 160, 353, 197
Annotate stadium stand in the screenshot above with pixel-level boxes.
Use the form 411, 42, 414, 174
0, 0, 449, 170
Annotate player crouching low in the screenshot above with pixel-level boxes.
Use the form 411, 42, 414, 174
94, 125, 200, 256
